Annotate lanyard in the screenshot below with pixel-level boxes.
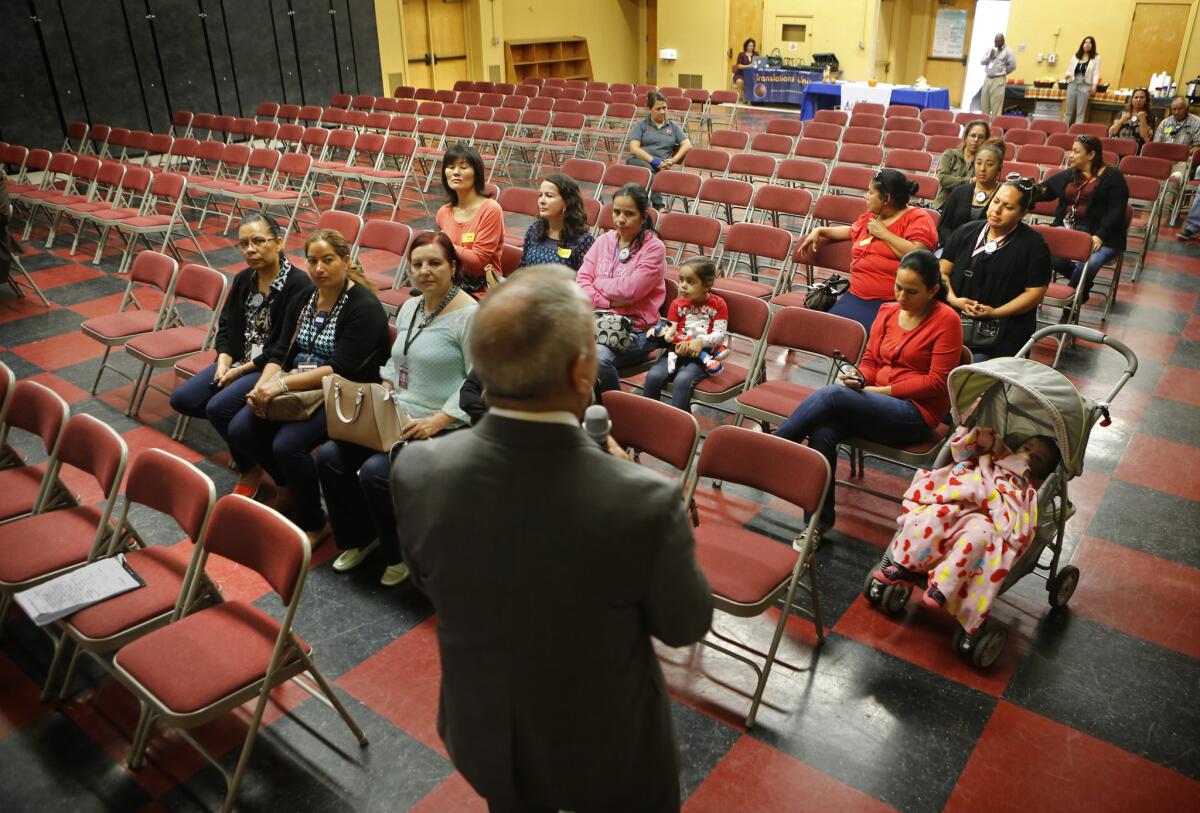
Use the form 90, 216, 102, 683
970, 222, 1014, 260
1065, 175, 1097, 226
306, 279, 349, 342
402, 285, 460, 356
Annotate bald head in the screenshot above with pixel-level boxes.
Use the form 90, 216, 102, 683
471, 265, 595, 404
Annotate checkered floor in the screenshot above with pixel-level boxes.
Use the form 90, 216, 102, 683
1, 110, 1199, 812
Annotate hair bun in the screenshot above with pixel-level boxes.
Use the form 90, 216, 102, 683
906, 180, 920, 195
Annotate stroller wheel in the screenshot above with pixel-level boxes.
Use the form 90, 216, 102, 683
1048, 565, 1080, 609
880, 583, 911, 616
971, 625, 1008, 669
863, 571, 884, 605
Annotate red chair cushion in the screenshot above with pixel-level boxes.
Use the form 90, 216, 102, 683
695, 521, 797, 605
769, 291, 809, 308
378, 287, 417, 309
119, 215, 173, 228
114, 600, 308, 714
695, 362, 747, 394
86, 207, 142, 221
0, 507, 104, 585
64, 547, 189, 640
125, 326, 208, 363
736, 380, 817, 419
82, 310, 161, 341
251, 190, 303, 201
1045, 282, 1076, 301
714, 277, 774, 298
175, 349, 216, 377
0, 466, 48, 522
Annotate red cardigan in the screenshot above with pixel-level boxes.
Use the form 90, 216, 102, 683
858, 301, 963, 428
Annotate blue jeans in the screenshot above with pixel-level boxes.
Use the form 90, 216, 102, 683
316, 440, 399, 562
596, 330, 650, 393
626, 156, 664, 208
1052, 226, 1121, 300
642, 354, 707, 411
169, 362, 261, 471
226, 404, 329, 530
829, 292, 886, 335
774, 384, 931, 525
1184, 193, 1200, 234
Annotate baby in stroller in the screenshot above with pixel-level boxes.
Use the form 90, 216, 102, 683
872, 425, 1060, 635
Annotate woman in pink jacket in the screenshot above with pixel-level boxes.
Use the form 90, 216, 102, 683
577, 184, 667, 392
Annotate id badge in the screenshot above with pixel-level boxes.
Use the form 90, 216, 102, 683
298, 363, 317, 373
397, 365, 410, 390
250, 342, 264, 360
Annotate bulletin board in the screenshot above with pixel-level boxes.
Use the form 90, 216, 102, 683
931, 8, 969, 58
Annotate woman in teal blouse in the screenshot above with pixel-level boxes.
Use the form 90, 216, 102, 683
317, 232, 476, 587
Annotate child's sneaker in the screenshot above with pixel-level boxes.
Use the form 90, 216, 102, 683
873, 562, 915, 585
703, 354, 724, 375
666, 352, 677, 375
647, 317, 672, 340
711, 343, 731, 361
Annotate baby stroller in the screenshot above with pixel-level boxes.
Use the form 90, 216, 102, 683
862, 326, 1139, 667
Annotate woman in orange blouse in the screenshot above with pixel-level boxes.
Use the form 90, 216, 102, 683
434, 144, 504, 294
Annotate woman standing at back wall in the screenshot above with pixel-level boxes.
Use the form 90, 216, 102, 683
1064, 36, 1101, 126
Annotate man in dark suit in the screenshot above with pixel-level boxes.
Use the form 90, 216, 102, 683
393, 266, 712, 813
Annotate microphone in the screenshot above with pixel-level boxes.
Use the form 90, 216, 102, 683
583, 404, 612, 452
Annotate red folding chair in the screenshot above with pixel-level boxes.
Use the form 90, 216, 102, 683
359, 222, 415, 313
0, 380, 71, 524
596, 162, 652, 201
602, 389, 700, 488
1034, 224, 1095, 365
776, 157, 827, 195
651, 169, 702, 214
715, 221, 793, 298
812, 110, 848, 127
109, 172, 209, 275
684, 425, 831, 726
919, 108, 953, 124
124, 264, 229, 418
922, 120, 961, 138
111, 495, 368, 810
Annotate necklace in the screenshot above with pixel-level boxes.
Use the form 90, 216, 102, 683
418, 285, 460, 327
974, 183, 998, 204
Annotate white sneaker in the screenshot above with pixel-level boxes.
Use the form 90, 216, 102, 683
381, 562, 410, 587
332, 539, 380, 572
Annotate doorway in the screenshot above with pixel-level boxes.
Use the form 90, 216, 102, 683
923, 0, 975, 108
875, 0, 895, 81
728, 0, 763, 88
403, 0, 470, 89
1119, 3, 1190, 90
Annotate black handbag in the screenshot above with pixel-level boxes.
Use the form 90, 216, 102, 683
959, 315, 1007, 349
804, 274, 850, 312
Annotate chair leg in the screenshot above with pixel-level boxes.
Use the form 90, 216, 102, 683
297, 651, 369, 746
58, 644, 85, 700
127, 703, 155, 769
126, 363, 151, 417
90, 347, 113, 394
40, 634, 71, 701
807, 566, 826, 643
221, 684, 277, 813
746, 571, 806, 729
171, 413, 190, 441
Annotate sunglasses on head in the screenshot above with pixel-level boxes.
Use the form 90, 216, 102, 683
1004, 172, 1035, 191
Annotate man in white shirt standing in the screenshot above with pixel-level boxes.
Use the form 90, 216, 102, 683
980, 33, 1016, 119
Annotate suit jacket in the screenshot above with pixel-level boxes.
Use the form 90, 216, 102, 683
393, 414, 712, 810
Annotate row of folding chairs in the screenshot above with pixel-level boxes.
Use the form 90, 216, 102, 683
0, 360, 365, 809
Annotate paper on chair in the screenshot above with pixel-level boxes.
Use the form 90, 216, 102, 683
14, 554, 146, 626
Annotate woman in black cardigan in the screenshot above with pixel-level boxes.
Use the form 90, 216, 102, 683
940, 179, 1052, 360
938, 142, 1004, 248
170, 213, 313, 496
227, 227, 390, 543
1037, 134, 1129, 302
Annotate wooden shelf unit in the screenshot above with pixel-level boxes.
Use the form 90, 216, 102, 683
504, 37, 593, 83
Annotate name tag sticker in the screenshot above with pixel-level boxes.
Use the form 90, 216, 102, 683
250, 343, 264, 360
462, 232, 476, 245
557, 247, 572, 259
858, 236, 874, 246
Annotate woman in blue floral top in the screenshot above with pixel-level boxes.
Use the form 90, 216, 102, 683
518, 173, 595, 272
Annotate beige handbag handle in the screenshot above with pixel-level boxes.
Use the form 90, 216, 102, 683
332, 380, 365, 424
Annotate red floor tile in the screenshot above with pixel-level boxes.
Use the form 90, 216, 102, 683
119, 426, 205, 466
1093, 322, 1179, 364
945, 702, 1200, 813
70, 289, 166, 321
1154, 364, 1200, 407
26, 371, 92, 404
1184, 314, 1200, 342
684, 735, 897, 813
1113, 433, 1200, 500
832, 590, 1040, 698
28, 262, 105, 290
0, 653, 51, 737
406, 771, 488, 813
1122, 280, 1198, 314
1068, 535, 1200, 660
0, 297, 61, 325
10, 330, 106, 368
337, 616, 447, 758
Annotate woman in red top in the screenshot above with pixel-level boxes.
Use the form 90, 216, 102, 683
434, 144, 504, 294
775, 250, 963, 533
796, 169, 937, 333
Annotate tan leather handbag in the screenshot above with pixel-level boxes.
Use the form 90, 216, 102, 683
323, 374, 411, 452
264, 370, 325, 421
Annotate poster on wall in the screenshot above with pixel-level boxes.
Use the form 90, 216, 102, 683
932, 8, 969, 58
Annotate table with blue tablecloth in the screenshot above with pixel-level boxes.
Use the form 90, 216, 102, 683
798, 82, 952, 118
743, 67, 824, 106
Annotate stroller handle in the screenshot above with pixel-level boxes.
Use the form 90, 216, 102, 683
1021, 325, 1139, 403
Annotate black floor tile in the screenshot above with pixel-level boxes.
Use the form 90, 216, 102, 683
0, 713, 152, 812
671, 700, 741, 800
70, 397, 143, 435
1136, 396, 1200, 447
160, 691, 452, 812
1004, 611, 1200, 780
54, 353, 143, 395
1168, 338, 1200, 371
45, 275, 128, 307
252, 559, 435, 680
1087, 479, 1200, 569
1135, 265, 1200, 293
15, 252, 75, 272
2, 309, 87, 346
809, 530, 891, 627
1101, 302, 1188, 335
0, 349, 45, 377
1057, 345, 1162, 394
749, 633, 996, 812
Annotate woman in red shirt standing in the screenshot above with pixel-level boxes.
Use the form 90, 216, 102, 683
796, 169, 937, 333
775, 250, 963, 533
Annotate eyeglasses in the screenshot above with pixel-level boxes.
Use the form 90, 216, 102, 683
237, 236, 276, 251
1004, 171, 1035, 191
